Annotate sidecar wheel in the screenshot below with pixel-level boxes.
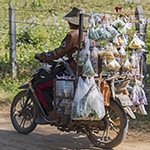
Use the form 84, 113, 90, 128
10, 90, 38, 134
86, 100, 128, 149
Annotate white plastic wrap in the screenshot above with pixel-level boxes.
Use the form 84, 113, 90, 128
72, 77, 105, 120
82, 57, 95, 77
129, 34, 145, 49
107, 59, 121, 70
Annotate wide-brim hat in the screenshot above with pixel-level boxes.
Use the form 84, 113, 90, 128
63, 7, 88, 25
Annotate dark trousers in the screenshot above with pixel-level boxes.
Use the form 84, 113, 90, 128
34, 74, 56, 112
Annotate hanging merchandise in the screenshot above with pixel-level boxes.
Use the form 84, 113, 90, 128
106, 59, 121, 70
129, 50, 140, 76
72, 77, 105, 120
130, 80, 148, 105
112, 17, 126, 30
82, 57, 95, 77
91, 46, 99, 58
89, 27, 100, 40
129, 34, 145, 49
111, 34, 120, 45
138, 105, 148, 115
97, 50, 115, 60
117, 36, 123, 45
102, 57, 107, 68
123, 58, 132, 71
72, 30, 90, 66
106, 25, 118, 38
72, 50, 88, 66
105, 43, 119, 57
119, 46, 126, 56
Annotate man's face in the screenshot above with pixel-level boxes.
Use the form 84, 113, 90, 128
68, 22, 79, 29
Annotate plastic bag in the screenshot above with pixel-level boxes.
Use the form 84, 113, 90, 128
73, 77, 91, 103
91, 46, 99, 58
111, 35, 119, 45
107, 59, 121, 70
96, 26, 112, 41
112, 17, 125, 29
130, 82, 148, 105
72, 50, 88, 66
105, 43, 119, 57
129, 50, 139, 69
119, 46, 126, 56
129, 34, 145, 49
88, 15, 95, 28
87, 85, 105, 119
72, 77, 105, 120
117, 36, 123, 45
123, 58, 132, 70
138, 105, 148, 115
72, 31, 90, 66
82, 58, 95, 77
118, 26, 126, 34
106, 25, 118, 37
89, 27, 100, 40
90, 57, 98, 73
97, 50, 115, 60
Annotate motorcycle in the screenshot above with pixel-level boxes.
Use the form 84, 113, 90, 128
10, 57, 136, 149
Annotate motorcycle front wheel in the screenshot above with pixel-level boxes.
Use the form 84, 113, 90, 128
10, 90, 38, 134
86, 100, 128, 149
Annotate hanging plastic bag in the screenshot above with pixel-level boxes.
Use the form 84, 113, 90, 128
129, 34, 145, 49
72, 50, 88, 66
117, 36, 123, 45
111, 34, 119, 45
88, 15, 95, 28
118, 26, 126, 34
82, 57, 95, 77
72, 30, 90, 66
129, 50, 139, 69
72, 77, 105, 120
87, 85, 105, 120
130, 81, 148, 105
91, 46, 99, 58
97, 50, 115, 60
138, 105, 148, 115
89, 27, 100, 40
91, 57, 98, 73
102, 58, 107, 68
112, 17, 125, 29
107, 59, 121, 70
106, 25, 118, 37
119, 46, 126, 56
123, 58, 132, 70
96, 26, 112, 41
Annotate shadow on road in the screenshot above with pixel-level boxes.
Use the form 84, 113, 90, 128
0, 129, 114, 150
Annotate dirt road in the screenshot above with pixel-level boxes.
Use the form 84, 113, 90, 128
0, 106, 150, 150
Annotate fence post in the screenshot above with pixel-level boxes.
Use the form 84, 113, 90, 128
135, 6, 147, 92
9, 3, 17, 78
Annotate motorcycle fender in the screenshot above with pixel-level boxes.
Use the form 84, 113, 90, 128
18, 83, 29, 89
123, 106, 136, 119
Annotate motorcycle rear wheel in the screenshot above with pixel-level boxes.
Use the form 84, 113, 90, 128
10, 90, 38, 134
86, 100, 128, 149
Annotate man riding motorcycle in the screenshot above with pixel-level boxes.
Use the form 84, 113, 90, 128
34, 7, 89, 123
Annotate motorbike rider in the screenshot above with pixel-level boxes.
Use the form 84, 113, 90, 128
34, 7, 89, 123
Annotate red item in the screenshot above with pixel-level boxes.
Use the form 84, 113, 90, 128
115, 7, 122, 13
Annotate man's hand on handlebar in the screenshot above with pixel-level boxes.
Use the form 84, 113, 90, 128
34, 52, 47, 62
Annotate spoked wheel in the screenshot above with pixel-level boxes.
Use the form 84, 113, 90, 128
10, 90, 38, 134
86, 100, 128, 149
